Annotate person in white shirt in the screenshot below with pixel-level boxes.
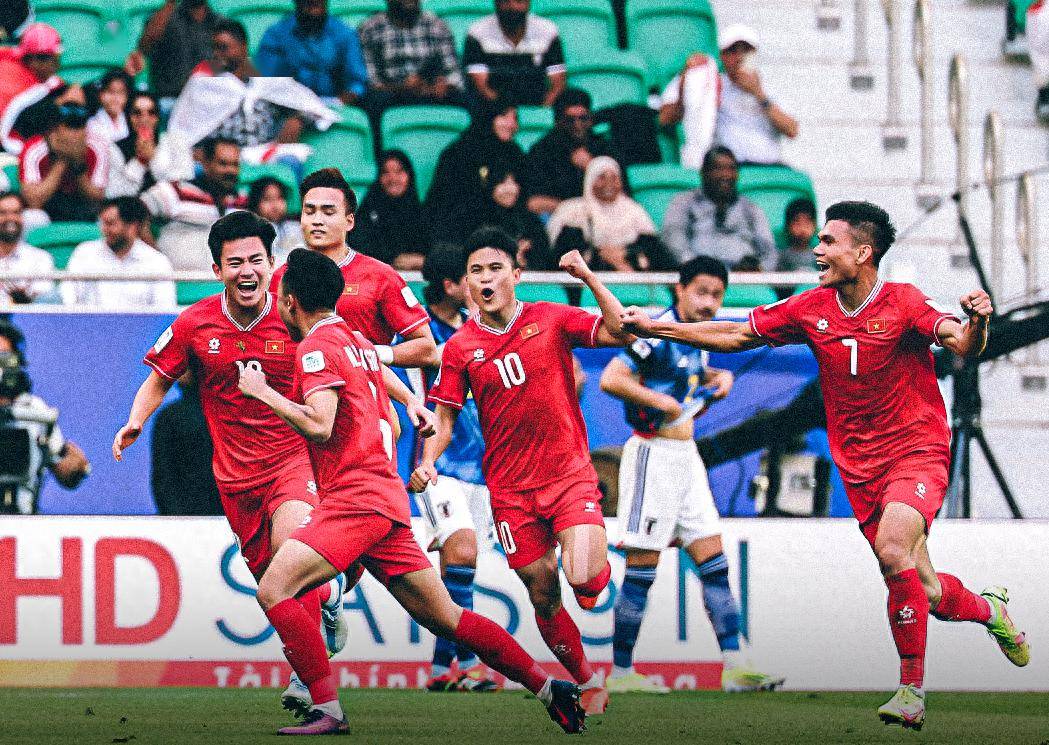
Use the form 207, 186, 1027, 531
86, 69, 133, 145
106, 91, 194, 198
62, 196, 176, 309
0, 190, 56, 305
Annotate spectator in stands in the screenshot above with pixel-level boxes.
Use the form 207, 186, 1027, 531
1027, 3, 1049, 123
778, 197, 818, 271
107, 92, 195, 198
247, 176, 303, 264
86, 70, 134, 146
464, 0, 566, 107
141, 137, 246, 271
713, 24, 798, 165
547, 156, 670, 272
658, 53, 720, 170
523, 87, 619, 215
0, 191, 55, 305
125, 0, 226, 106
359, 0, 464, 133
19, 104, 108, 223
151, 377, 222, 516
662, 146, 776, 270
352, 150, 430, 270
426, 98, 525, 243
0, 23, 86, 156
62, 196, 176, 309
476, 163, 552, 269
256, 0, 368, 106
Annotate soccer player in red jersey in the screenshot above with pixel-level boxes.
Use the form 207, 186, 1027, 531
409, 228, 634, 715
620, 201, 1030, 729
238, 248, 588, 735
270, 168, 439, 368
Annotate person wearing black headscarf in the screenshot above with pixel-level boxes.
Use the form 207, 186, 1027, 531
352, 149, 430, 269
470, 162, 552, 270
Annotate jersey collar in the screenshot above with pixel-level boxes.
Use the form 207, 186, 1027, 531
337, 248, 357, 268
836, 278, 884, 318
305, 314, 342, 337
221, 291, 272, 332
475, 301, 524, 335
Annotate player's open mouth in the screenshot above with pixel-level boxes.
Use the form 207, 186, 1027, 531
480, 288, 495, 300
815, 260, 830, 278
236, 280, 259, 292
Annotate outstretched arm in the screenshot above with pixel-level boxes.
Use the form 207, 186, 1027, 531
559, 249, 634, 345
113, 371, 174, 460
408, 404, 459, 492
238, 366, 338, 443
937, 290, 992, 358
620, 307, 765, 353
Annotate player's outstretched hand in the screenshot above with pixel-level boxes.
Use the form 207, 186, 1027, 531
112, 422, 141, 462
620, 306, 653, 336
408, 461, 438, 493
238, 365, 268, 399
406, 399, 437, 438
558, 249, 591, 279
709, 369, 734, 400
960, 289, 993, 322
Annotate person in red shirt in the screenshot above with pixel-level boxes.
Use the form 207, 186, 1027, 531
620, 201, 1030, 730
238, 247, 587, 735
270, 167, 439, 368
409, 228, 633, 715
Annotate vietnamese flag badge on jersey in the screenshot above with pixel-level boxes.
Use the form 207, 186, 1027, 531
520, 322, 541, 340
265, 340, 286, 354
867, 318, 889, 334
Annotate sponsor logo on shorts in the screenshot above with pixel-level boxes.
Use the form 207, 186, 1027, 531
915, 482, 926, 499
298, 515, 312, 529
306, 480, 318, 496
584, 501, 597, 513
473, 349, 485, 361
816, 318, 829, 333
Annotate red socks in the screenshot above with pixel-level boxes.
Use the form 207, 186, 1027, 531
454, 610, 549, 694
885, 569, 929, 687
316, 581, 332, 606
535, 607, 594, 684
932, 573, 992, 623
298, 587, 321, 630
572, 561, 611, 599
265, 598, 336, 704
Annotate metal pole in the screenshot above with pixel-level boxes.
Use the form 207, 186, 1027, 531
882, 0, 907, 150
849, 0, 874, 89
913, 0, 937, 207
1016, 173, 1041, 363
983, 111, 1005, 303
948, 54, 970, 221
816, 0, 843, 31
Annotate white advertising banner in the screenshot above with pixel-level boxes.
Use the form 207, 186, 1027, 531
0, 517, 1045, 691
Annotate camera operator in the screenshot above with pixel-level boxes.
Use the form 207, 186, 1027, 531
0, 318, 89, 514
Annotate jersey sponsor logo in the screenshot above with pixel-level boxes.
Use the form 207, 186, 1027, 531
867, 318, 889, 334
401, 286, 420, 308
343, 284, 360, 296
302, 350, 325, 373
265, 340, 285, 354
519, 322, 540, 340
153, 326, 173, 353
915, 482, 926, 499
208, 338, 221, 354
816, 318, 829, 333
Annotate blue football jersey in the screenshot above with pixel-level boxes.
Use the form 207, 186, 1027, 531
617, 306, 710, 435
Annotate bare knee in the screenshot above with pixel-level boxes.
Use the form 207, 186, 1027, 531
441, 530, 478, 568
256, 572, 292, 611
520, 568, 562, 618
875, 541, 913, 577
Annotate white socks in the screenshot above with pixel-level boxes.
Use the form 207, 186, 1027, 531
313, 700, 343, 720
537, 677, 554, 706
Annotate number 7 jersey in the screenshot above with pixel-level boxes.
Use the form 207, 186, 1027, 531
428, 301, 602, 493
749, 280, 958, 484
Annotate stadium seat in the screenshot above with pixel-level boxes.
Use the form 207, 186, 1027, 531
2, 163, 19, 194
426, 0, 489, 52
239, 162, 301, 213
330, 0, 386, 28
517, 283, 569, 304
177, 281, 224, 306
533, 0, 617, 63
566, 52, 647, 111
514, 106, 553, 152
25, 222, 101, 270
626, 163, 700, 228
216, 0, 293, 52
380, 106, 471, 198
737, 164, 817, 247
625, 0, 718, 89
1012, 0, 1038, 34
581, 284, 673, 308
36, 0, 132, 82
301, 105, 376, 186
722, 284, 778, 308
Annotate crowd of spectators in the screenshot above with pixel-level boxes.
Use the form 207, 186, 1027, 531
0, 0, 811, 310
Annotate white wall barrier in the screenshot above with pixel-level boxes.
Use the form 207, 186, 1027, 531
1, 517, 1046, 691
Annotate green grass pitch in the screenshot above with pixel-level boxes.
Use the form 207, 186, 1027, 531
6, 689, 1048, 744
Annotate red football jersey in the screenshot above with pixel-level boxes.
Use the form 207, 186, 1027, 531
749, 280, 957, 484
144, 293, 309, 489
295, 316, 409, 525
428, 301, 602, 492
271, 249, 428, 344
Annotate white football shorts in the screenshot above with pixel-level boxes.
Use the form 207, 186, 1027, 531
416, 476, 496, 551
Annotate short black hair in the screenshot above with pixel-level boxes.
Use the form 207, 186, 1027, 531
207, 210, 276, 265
701, 145, 738, 172
554, 87, 592, 118
101, 196, 148, 224
678, 255, 728, 288
98, 68, 133, 95
199, 136, 239, 161
0, 191, 26, 209
247, 176, 289, 214
422, 242, 466, 305
0, 317, 26, 362
214, 18, 248, 46
825, 200, 896, 266
464, 226, 517, 267
785, 197, 817, 225
300, 167, 358, 214
280, 248, 345, 312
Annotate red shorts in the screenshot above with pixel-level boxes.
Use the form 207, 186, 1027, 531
217, 457, 318, 577
846, 450, 949, 549
488, 466, 605, 570
292, 509, 432, 585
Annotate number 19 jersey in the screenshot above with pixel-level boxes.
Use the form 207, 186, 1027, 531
428, 301, 601, 493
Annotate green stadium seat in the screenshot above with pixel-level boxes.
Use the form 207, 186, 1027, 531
124, 0, 166, 46
723, 283, 777, 308
533, 0, 617, 63
517, 283, 568, 303
625, 0, 718, 88
514, 106, 553, 152
1013, 0, 1038, 34
566, 52, 647, 111
330, 0, 386, 28
239, 162, 301, 213
581, 284, 673, 308
737, 164, 817, 247
216, 0, 293, 53
26, 222, 101, 270
301, 106, 376, 185
2, 163, 19, 194
37, 0, 131, 82
380, 106, 471, 198
177, 281, 224, 306
426, 0, 489, 52
626, 163, 700, 228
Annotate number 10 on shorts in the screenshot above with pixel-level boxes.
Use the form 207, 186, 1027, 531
497, 520, 517, 554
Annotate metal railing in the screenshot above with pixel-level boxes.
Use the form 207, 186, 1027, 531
948, 53, 970, 222
849, 0, 875, 89
913, 0, 937, 207
982, 110, 1005, 303
881, 0, 908, 150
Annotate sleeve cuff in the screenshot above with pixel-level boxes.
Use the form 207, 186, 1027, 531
303, 380, 345, 399
144, 358, 180, 381
427, 394, 463, 410
748, 311, 764, 338
588, 314, 601, 347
